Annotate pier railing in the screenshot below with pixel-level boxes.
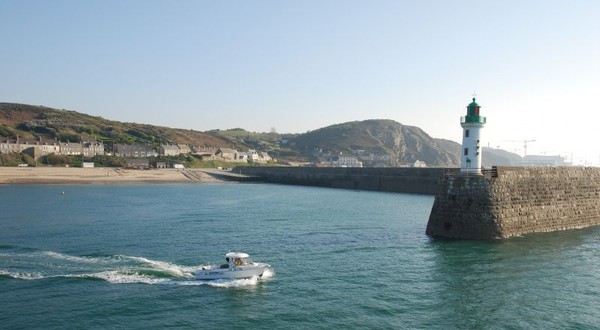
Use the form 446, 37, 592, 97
444, 167, 498, 178
460, 116, 486, 124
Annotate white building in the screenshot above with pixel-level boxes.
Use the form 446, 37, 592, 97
248, 149, 272, 163
332, 156, 363, 167
460, 97, 486, 175
522, 155, 568, 167
413, 160, 427, 167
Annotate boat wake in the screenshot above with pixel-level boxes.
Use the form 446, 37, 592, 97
0, 247, 273, 288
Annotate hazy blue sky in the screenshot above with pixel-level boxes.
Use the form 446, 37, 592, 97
1, 1, 599, 164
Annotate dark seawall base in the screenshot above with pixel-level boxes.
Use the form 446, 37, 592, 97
427, 167, 600, 239
233, 166, 446, 194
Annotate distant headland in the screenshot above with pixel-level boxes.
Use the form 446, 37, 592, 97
1, 102, 536, 169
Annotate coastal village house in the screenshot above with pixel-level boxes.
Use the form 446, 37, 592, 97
113, 144, 157, 158
60, 141, 104, 157
248, 149, 272, 163
177, 144, 192, 154
248, 149, 260, 162
215, 148, 239, 162
192, 147, 218, 160
258, 151, 272, 162
0, 138, 104, 159
1, 137, 273, 165
237, 151, 249, 162
159, 144, 180, 156
0, 138, 22, 153
214, 147, 270, 163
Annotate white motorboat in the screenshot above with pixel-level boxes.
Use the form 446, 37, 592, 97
195, 252, 271, 280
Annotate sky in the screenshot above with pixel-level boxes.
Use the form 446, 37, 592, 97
1, 1, 599, 164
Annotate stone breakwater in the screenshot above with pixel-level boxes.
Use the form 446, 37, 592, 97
426, 167, 600, 239
233, 166, 445, 194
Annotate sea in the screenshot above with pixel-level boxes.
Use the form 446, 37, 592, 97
1, 183, 599, 329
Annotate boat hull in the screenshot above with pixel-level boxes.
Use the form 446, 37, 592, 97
195, 264, 270, 280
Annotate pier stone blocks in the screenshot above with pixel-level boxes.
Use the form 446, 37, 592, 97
426, 167, 600, 239
235, 166, 444, 194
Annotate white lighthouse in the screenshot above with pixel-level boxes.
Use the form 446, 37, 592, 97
460, 97, 486, 175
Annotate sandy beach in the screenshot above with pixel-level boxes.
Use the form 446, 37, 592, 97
0, 167, 224, 185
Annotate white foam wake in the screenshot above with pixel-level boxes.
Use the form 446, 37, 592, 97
1, 250, 274, 287
262, 268, 275, 279
116, 255, 197, 278
71, 270, 172, 284
42, 251, 110, 264
0, 269, 45, 280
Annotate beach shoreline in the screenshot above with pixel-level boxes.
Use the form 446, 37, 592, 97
0, 167, 224, 185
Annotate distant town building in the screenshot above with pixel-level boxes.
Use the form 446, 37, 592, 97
215, 148, 239, 161
81, 141, 105, 157
0, 137, 21, 153
237, 152, 249, 162
177, 144, 192, 155
39, 141, 61, 155
60, 141, 80, 156
193, 147, 218, 160
246, 149, 272, 163
258, 151, 272, 162
413, 160, 427, 167
331, 155, 363, 167
522, 155, 568, 167
60, 141, 104, 157
159, 144, 180, 156
0, 137, 104, 159
113, 144, 156, 158
248, 149, 260, 162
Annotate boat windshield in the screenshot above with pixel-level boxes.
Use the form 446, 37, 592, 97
233, 257, 253, 266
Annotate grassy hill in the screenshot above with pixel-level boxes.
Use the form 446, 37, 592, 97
0, 102, 522, 167
0, 103, 245, 149
291, 119, 461, 166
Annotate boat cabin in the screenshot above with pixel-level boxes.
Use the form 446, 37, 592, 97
225, 252, 253, 267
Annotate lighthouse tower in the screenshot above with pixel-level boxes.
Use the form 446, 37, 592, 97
460, 97, 486, 175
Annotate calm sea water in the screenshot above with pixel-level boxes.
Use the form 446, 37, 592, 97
1, 183, 599, 329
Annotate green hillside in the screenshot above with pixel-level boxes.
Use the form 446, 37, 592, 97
0, 102, 522, 167
0, 103, 244, 149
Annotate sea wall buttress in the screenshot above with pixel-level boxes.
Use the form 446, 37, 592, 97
426, 167, 600, 239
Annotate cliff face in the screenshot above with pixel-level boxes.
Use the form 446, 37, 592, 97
427, 167, 600, 239
292, 119, 461, 167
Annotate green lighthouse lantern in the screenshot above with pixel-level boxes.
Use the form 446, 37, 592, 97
463, 98, 486, 124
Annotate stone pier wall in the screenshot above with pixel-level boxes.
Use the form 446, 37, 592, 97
426, 167, 600, 239
234, 166, 445, 194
